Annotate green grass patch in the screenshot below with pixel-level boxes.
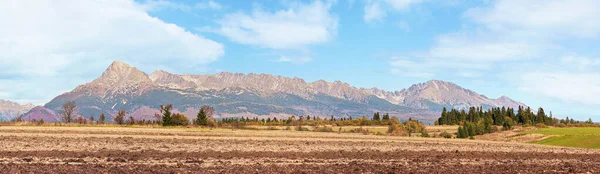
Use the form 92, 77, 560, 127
532, 136, 600, 149
526, 127, 600, 149
525, 127, 600, 136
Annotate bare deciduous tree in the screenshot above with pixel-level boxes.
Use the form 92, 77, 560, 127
201, 105, 214, 118
61, 101, 77, 123
114, 110, 126, 125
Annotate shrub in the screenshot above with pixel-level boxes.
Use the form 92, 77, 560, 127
502, 121, 513, 131
127, 116, 135, 125
295, 126, 309, 131
421, 131, 430, 137
535, 123, 548, 128
440, 131, 452, 139
313, 126, 334, 132
207, 118, 218, 128
387, 119, 408, 136
554, 123, 567, 128
171, 113, 189, 126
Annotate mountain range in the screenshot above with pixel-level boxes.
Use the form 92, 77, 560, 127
12, 61, 525, 124
0, 100, 35, 121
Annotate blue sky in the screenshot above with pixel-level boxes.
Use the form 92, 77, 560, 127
1, 0, 599, 121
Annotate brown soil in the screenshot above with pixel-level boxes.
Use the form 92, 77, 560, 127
0, 126, 598, 173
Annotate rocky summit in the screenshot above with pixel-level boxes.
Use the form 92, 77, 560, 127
28, 61, 525, 124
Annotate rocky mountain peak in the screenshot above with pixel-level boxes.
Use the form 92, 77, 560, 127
71, 60, 154, 97
99, 60, 151, 84
0, 99, 36, 120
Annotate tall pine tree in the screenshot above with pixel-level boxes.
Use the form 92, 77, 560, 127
196, 108, 207, 126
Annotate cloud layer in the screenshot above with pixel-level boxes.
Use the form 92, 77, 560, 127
212, 1, 338, 50
0, 0, 224, 104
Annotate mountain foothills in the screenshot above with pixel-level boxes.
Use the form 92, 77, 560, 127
0, 100, 35, 121
14, 61, 526, 124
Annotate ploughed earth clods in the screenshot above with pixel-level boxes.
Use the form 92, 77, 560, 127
0, 127, 598, 173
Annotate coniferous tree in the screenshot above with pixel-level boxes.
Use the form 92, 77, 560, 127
196, 108, 207, 126
99, 113, 105, 124
536, 107, 546, 125
457, 127, 467, 138
161, 104, 173, 126
382, 113, 390, 121
373, 112, 381, 121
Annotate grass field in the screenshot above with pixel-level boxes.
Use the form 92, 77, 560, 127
526, 127, 600, 149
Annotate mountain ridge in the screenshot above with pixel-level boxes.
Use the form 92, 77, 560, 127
0, 100, 35, 121
25, 61, 526, 124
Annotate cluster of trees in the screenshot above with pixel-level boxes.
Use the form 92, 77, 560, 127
215, 112, 428, 137
438, 106, 600, 138
157, 104, 217, 127
387, 118, 427, 137
437, 106, 555, 127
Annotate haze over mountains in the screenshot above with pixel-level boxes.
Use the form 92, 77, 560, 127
13, 61, 526, 124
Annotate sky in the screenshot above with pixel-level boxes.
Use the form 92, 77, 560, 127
1, 0, 599, 121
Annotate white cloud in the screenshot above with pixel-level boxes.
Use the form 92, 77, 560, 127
364, 2, 385, 22
455, 71, 482, 78
141, 0, 222, 12
428, 31, 546, 62
389, 57, 435, 78
211, 0, 338, 50
363, 0, 423, 22
519, 72, 600, 105
274, 56, 312, 64
386, 0, 423, 11
465, 0, 600, 38
389, 0, 598, 79
0, 0, 224, 103
560, 55, 600, 71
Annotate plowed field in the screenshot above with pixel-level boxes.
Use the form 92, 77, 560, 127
0, 126, 598, 173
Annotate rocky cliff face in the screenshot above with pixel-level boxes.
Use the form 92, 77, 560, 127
40, 61, 526, 124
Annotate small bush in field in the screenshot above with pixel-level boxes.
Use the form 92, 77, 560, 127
295, 126, 309, 131
171, 113, 189, 126
207, 118, 218, 128
535, 123, 548, 128
555, 123, 567, 128
440, 131, 452, 139
313, 126, 334, 132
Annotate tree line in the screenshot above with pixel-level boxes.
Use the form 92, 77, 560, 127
436, 106, 556, 127
437, 106, 598, 139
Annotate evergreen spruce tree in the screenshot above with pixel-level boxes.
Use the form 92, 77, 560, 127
382, 113, 390, 121
196, 108, 207, 126
373, 112, 381, 121
161, 104, 173, 126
